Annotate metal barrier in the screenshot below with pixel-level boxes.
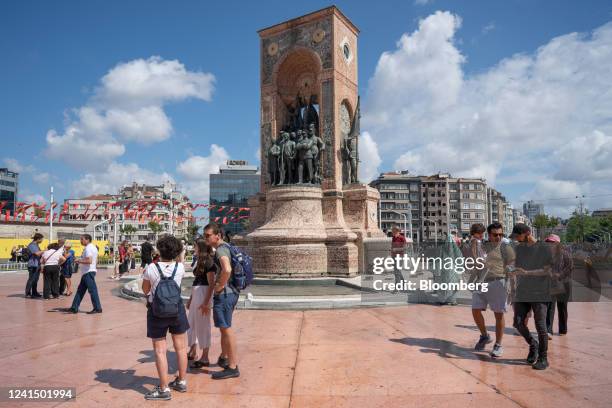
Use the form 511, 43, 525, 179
0, 262, 28, 271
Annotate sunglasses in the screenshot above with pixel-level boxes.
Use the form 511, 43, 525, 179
490, 233, 504, 237
204, 233, 217, 238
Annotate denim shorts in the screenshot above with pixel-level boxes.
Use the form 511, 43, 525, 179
146, 303, 189, 339
213, 290, 239, 329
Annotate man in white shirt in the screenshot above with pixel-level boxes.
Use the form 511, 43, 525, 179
65, 234, 102, 314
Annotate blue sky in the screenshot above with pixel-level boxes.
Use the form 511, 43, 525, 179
2, 0, 612, 216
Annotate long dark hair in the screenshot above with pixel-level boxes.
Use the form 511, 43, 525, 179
194, 238, 214, 277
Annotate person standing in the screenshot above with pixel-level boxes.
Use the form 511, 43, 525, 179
509, 223, 553, 370
142, 235, 189, 400
60, 241, 76, 296
41, 243, 66, 299
186, 238, 216, 368
391, 227, 406, 288
25, 233, 44, 298
204, 223, 240, 379
471, 222, 515, 358
140, 238, 154, 274
545, 234, 573, 336
66, 234, 102, 314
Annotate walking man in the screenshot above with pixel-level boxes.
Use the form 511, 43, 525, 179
66, 234, 102, 314
471, 222, 515, 357
509, 223, 553, 370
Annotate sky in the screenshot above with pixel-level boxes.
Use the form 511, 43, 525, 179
1, 0, 612, 218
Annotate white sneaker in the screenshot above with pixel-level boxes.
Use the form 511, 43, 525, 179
490, 343, 503, 358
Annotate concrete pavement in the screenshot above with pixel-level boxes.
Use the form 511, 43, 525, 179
0, 267, 610, 407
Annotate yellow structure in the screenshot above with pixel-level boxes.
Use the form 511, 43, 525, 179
0, 239, 109, 259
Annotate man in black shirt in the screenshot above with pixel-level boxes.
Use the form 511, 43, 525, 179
510, 224, 553, 370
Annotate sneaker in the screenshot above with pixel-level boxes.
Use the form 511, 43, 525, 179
144, 386, 171, 400
86, 309, 103, 314
217, 355, 229, 369
212, 366, 240, 380
168, 377, 187, 393
527, 343, 539, 365
474, 334, 492, 351
490, 343, 503, 358
532, 357, 549, 370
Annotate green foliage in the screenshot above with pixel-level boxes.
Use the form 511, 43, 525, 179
120, 224, 137, 238
565, 213, 612, 243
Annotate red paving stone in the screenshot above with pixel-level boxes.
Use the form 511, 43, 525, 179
0, 267, 610, 408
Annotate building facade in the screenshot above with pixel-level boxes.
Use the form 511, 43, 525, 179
0, 168, 19, 213
371, 172, 488, 241
210, 161, 260, 235
63, 182, 192, 245
523, 200, 544, 222
592, 208, 612, 218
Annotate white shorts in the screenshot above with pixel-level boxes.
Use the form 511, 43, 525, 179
187, 285, 213, 348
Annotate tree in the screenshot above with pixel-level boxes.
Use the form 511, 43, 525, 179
532, 214, 550, 240
187, 224, 200, 243
148, 221, 164, 241
120, 224, 137, 241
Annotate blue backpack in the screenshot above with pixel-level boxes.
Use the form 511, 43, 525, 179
151, 263, 182, 318
223, 243, 254, 291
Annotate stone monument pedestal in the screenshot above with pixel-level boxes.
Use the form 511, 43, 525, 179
243, 186, 329, 278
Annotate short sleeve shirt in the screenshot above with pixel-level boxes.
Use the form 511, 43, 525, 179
41, 249, 63, 266
82, 243, 98, 273
27, 242, 41, 267
213, 244, 232, 281
142, 261, 185, 302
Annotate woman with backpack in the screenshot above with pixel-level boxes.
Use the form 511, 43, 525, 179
141, 235, 189, 401
186, 238, 216, 368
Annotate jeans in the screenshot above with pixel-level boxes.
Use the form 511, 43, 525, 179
547, 300, 569, 335
514, 302, 548, 359
25, 266, 41, 296
43, 266, 61, 298
71, 272, 102, 311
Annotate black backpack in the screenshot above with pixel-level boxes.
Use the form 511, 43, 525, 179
151, 263, 182, 319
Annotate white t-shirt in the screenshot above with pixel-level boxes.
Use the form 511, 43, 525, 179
142, 261, 185, 303
41, 249, 63, 266
82, 243, 98, 273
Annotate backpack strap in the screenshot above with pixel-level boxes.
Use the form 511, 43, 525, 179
155, 263, 166, 280
155, 262, 178, 281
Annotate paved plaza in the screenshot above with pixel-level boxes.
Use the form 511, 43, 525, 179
1, 267, 611, 408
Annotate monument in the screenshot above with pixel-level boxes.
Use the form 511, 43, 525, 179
237, 6, 385, 277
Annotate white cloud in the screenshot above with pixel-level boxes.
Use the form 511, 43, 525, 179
482, 22, 496, 34
414, 0, 433, 5
364, 11, 612, 216
21, 192, 46, 204
177, 144, 230, 201
45, 56, 215, 169
3, 158, 34, 173
72, 162, 174, 197
32, 172, 51, 184
358, 131, 382, 182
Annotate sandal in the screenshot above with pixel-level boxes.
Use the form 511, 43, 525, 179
191, 360, 210, 368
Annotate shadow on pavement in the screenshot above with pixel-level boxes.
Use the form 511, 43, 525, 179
455, 324, 522, 336
390, 337, 527, 366
94, 368, 157, 395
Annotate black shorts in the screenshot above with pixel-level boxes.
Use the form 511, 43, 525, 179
146, 303, 189, 339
